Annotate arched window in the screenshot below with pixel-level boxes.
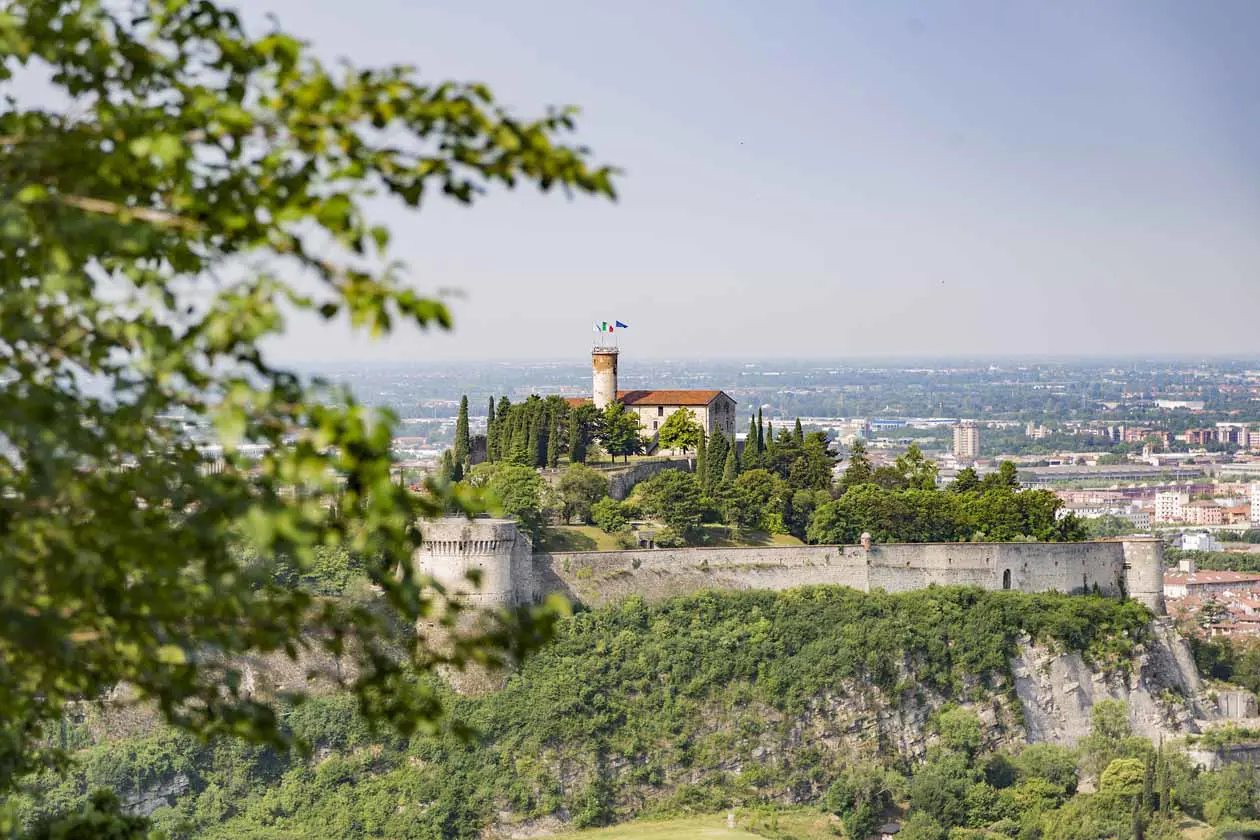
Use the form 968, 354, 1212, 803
1002, 569, 1012, 590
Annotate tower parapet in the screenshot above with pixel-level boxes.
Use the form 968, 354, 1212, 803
1121, 537, 1166, 614
414, 517, 530, 694
592, 347, 619, 409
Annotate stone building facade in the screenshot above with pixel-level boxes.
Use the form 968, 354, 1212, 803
576, 347, 738, 440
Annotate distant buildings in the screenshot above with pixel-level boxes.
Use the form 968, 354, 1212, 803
1178, 423, 1260, 450
1252, 483, 1260, 526
1177, 532, 1222, 552
1184, 500, 1225, 526
1164, 569, 1260, 600
953, 420, 980, 461
1155, 491, 1188, 524
1019, 464, 1203, 487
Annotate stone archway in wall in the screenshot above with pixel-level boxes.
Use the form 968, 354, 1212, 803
1002, 569, 1012, 590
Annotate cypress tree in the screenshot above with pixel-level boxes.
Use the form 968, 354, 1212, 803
527, 408, 542, 468
509, 408, 530, 465
706, 432, 728, 492
765, 421, 775, 458
741, 416, 760, 472
1156, 744, 1170, 818
546, 411, 560, 468
756, 407, 765, 455
569, 411, 586, 464
486, 397, 497, 461
439, 449, 455, 482
495, 397, 513, 462
696, 428, 707, 491
722, 443, 736, 484
793, 418, 804, 445
453, 395, 470, 467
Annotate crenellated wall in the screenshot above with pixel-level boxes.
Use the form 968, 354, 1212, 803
416, 519, 1166, 616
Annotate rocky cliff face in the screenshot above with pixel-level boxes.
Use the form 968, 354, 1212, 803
774, 618, 1218, 766
491, 620, 1223, 838
1014, 618, 1215, 746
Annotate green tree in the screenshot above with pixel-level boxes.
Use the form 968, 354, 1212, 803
949, 467, 981, 493
637, 470, 704, 538
840, 440, 874, 491
935, 707, 984, 759
0, 0, 617, 788
439, 449, 457, 483
786, 488, 830, 541
558, 464, 608, 524
793, 418, 804, 444
590, 497, 628, 533
895, 444, 939, 491
1014, 744, 1079, 797
1083, 514, 1136, 539
527, 404, 543, 468
569, 403, 598, 465
493, 397, 513, 462
695, 429, 707, 489
19, 790, 153, 840
486, 397, 498, 461
509, 407, 532, 465
909, 753, 975, 829
981, 461, 1022, 492
546, 410, 561, 469
454, 395, 471, 468
807, 499, 859, 545
898, 812, 946, 840
1079, 701, 1152, 780
769, 429, 836, 492
825, 761, 898, 840
722, 444, 737, 484
740, 417, 761, 471
599, 402, 645, 463
705, 432, 730, 493
756, 407, 765, 455
722, 469, 784, 532
657, 409, 702, 454
1099, 758, 1146, 798
486, 464, 548, 540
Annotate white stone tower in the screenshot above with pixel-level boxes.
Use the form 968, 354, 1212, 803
592, 347, 619, 409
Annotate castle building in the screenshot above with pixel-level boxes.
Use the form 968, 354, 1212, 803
574, 346, 737, 440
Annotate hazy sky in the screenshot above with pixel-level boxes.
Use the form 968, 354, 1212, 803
146, 3, 1260, 359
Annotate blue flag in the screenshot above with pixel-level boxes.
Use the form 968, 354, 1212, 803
614, 320, 629, 329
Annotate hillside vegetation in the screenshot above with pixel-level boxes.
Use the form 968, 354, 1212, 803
5, 587, 1167, 839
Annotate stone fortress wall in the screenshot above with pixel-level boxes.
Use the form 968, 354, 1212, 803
416, 518, 1166, 615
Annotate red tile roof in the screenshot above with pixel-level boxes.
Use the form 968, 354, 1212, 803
564, 390, 731, 407
1165, 570, 1260, 585
619, 389, 728, 406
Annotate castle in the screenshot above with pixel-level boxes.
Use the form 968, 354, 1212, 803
567, 345, 738, 441
416, 345, 1166, 659
417, 517, 1167, 615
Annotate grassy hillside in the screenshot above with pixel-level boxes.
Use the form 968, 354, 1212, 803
4, 587, 1155, 839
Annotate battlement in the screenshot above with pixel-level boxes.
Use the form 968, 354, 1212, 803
417, 518, 1166, 615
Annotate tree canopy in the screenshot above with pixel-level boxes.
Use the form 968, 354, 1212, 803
656, 409, 702, 454
0, 0, 614, 791
599, 402, 645, 462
